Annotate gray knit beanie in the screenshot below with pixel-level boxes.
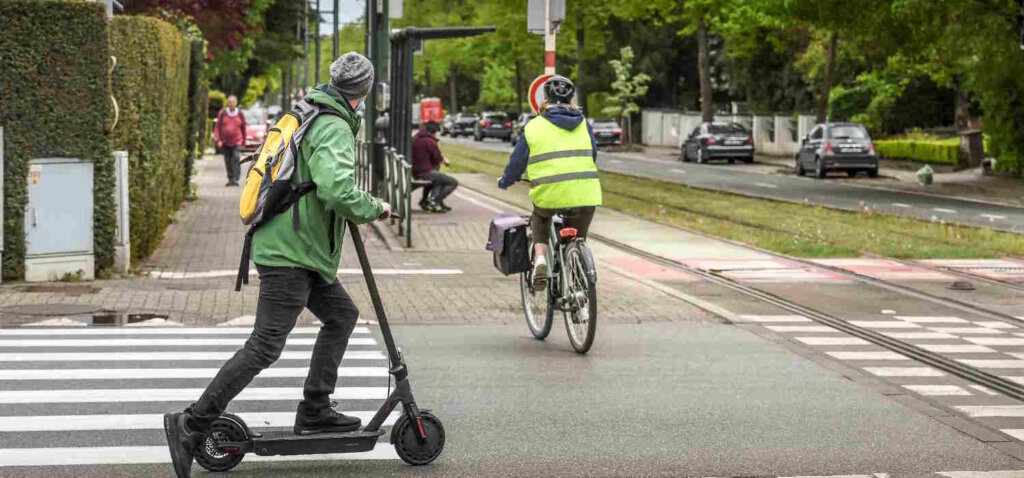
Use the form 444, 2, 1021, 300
329, 52, 375, 100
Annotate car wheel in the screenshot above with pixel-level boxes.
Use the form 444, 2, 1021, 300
744, 156, 754, 164
697, 147, 706, 164
867, 167, 879, 178
728, 158, 735, 164
814, 157, 826, 179
681, 147, 689, 162
795, 157, 805, 176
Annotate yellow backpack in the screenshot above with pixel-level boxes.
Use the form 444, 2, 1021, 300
235, 100, 338, 290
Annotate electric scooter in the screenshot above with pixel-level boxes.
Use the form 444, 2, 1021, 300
193, 216, 445, 472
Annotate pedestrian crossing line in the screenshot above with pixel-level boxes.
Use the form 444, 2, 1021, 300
0, 411, 399, 432
0, 350, 387, 362
970, 385, 999, 396
0, 366, 389, 380
0, 445, 399, 466
955, 359, 1024, 369
0, 326, 371, 336
881, 332, 957, 340
975, 321, 1018, 330
848, 321, 922, 329
940, 471, 1024, 478
928, 327, 1006, 335
825, 351, 909, 361
895, 316, 969, 324
735, 315, 813, 323
764, 325, 836, 333
954, 406, 1024, 418
795, 337, 869, 346
864, 367, 945, 377
903, 385, 972, 396
0, 387, 389, 404
999, 430, 1024, 443
919, 344, 996, 354
0, 337, 378, 347
966, 337, 1024, 346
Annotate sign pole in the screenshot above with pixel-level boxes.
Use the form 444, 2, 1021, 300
544, 0, 555, 75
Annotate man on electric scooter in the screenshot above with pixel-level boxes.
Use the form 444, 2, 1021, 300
163, 52, 392, 478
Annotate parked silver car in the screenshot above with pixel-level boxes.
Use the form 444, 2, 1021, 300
795, 122, 878, 178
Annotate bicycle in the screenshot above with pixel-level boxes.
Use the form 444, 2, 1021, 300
519, 209, 598, 354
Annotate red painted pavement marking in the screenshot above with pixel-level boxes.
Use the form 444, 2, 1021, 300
601, 257, 697, 282
812, 258, 953, 282
919, 258, 1024, 283
677, 258, 849, 283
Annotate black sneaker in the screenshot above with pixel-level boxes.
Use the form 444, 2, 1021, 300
163, 412, 202, 478
293, 402, 361, 435
425, 201, 445, 213
419, 198, 430, 211
438, 201, 452, 212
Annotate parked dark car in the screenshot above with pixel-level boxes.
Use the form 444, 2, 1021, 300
589, 118, 622, 146
451, 113, 479, 137
440, 114, 455, 136
681, 122, 754, 164
510, 112, 535, 145
474, 111, 512, 142
795, 122, 878, 178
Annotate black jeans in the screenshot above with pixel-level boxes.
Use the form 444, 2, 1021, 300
222, 145, 241, 183
187, 265, 360, 432
418, 170, 458, 203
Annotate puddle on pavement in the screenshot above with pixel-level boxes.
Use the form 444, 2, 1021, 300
80, 313, 170, 326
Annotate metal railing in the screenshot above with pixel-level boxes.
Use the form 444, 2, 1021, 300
355, 141, 415, 248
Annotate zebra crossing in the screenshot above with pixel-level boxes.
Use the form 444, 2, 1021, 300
0, 325, 399, 469
738, 314, 1024, 445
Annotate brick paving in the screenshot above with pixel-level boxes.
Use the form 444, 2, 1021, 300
0, 153, 710, 326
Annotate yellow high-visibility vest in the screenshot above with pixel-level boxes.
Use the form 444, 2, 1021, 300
523, 116, 602, 209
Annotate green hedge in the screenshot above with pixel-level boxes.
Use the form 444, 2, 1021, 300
874, 138, 962, 165
208, 90, 226, 118
109, 16, 191, 264
0, 1, 115, 279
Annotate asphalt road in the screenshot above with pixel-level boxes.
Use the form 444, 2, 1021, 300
446, 136, 1024, 232
2, 323, 1021, 477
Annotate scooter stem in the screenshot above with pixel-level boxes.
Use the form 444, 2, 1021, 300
346, 219, 403, 371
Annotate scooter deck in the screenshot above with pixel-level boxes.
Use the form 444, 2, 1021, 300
230, 429, 385, 456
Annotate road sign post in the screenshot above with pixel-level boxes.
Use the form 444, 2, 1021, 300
528, 0, 564, 75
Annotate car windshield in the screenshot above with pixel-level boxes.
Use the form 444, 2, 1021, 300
486, 114, 508, 122
243, 110, 264, 125
458, 115, 478, 121
829, 125, 868, 139
707, 123, 747, 134
593, 120, 618, 128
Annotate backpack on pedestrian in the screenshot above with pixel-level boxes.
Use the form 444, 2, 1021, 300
235, 100, 339, 291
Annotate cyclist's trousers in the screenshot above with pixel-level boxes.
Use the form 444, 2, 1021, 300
531, 206, 595, 248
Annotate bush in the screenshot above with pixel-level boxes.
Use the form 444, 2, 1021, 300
874, 137, 961, 165
208, 90, 226, 118
109, 16, 191, 264
184, 38, 208, 197
0, 1, 115, 279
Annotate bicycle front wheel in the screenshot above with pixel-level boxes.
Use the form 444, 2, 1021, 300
563, 240, 597, 354
521, 270, 553, 340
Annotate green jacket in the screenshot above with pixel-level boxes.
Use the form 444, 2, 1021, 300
251, 85, 383, 283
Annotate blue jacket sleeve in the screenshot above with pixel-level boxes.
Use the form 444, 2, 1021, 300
586, 122, 598, 162
498, 136, 530, 189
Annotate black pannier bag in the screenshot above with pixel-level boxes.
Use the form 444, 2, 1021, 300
485, 214, 531, 276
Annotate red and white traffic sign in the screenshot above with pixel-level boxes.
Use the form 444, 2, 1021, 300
528, 74, 553, 113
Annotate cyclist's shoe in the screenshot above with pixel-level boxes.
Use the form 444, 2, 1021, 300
438, 201, 453, 212
532, 257, 549, 289
426, 201, 445, 213
163, 412, 202, 478
418, 198, 430, 211
294, 402, 361, 435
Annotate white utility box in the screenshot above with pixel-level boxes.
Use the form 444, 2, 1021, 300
24, 158, 94, 282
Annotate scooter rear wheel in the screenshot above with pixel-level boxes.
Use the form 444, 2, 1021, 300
195, 414, 248, 472
391, 412, 445, 466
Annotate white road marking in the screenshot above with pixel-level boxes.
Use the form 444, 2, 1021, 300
795, 337, 869, 346
932, 208, 958, 214
864, 367, 945, 377
0, 337, 377, 347
453, 190, 513, 214
0, 367, 389, 380
764, 325, 836, 333
0, 411, 399, 432
0, 350, 386, 362
608, 159, 622, 165
0, 326, 369, 336
0, 445, 398, 466
670, 168, 687, 175
848, 321, 921, 329
955, 406, 1024, 418
928, 327, 1006, 335
0, 387, 388, 404
956, 359, 1024, 369
974, 321, 1018, 330
148, 268, 462, 279
969, 385, 999, 396
918, 344, 995, 353
980, 214, 1007, 221
903, 385, 970, 396
891, 203, 912, 208
881, 332, 957, 340
967, 337, 1024, 346
736, 315, 812, 323
754, 182, 778, 189
826, 351, 908, 361
881, 309, 897, 315
894, 316, 967, 323
940, 469, 1024, 478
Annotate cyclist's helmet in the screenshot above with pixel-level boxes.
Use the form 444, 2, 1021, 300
543, 75, 575, 105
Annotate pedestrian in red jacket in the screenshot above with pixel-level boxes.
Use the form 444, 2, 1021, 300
411, 121, 457, 212
214, 95, 247, 187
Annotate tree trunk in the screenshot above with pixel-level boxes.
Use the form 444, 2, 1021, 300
954, 78, 969, 131
576, 2, 586, 113
448, 72, 458, 114
515, 60, 523, 113
817, 31, 838, 123
697, 17, 713, 122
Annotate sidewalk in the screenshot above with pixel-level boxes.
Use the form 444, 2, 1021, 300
0, 153, 709, 326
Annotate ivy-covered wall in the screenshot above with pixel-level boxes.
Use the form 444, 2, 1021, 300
0, 1, 115, 279
109, 16, 191, 263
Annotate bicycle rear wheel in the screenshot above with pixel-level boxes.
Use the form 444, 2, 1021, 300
563, 241, 597, 354
521, 270, 553, 339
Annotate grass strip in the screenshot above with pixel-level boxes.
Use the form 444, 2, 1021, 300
440, 142, 1024, 259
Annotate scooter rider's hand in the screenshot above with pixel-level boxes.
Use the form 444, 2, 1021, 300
378, 201, 393, 220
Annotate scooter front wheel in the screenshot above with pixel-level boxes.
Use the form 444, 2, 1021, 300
391, 412, 445, 466
195, 414, 248, 472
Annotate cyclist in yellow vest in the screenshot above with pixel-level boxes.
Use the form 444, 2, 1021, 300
498, 76, 602, 285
